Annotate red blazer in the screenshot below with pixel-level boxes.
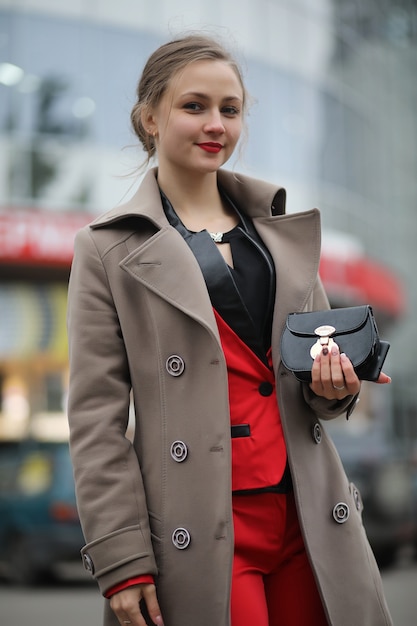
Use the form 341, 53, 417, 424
214, 310, 287, 492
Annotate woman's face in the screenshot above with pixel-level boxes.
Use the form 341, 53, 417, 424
148, 60, 244, 177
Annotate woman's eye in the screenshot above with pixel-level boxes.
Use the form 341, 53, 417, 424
222, 106, 240, 116
183, 102, 203, 112
182, 102, 240, 116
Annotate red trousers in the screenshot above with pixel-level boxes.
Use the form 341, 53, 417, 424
231, 492, 328, 626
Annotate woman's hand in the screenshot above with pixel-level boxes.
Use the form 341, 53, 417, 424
309, 343, 390, 400
110, 584, 164, 626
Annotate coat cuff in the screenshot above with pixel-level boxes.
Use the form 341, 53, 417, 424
302, 384, 360, 420
80, 524, 157, 595
105, 575, 155, 598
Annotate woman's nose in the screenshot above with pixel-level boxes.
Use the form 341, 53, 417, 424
203, 110, 225, 133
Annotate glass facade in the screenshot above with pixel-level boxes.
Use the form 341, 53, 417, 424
0, 0, 416, 435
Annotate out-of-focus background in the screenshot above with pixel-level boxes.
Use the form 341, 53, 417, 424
0, 0, 416, 623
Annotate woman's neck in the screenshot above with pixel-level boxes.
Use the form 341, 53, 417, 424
157, 169, 238, 233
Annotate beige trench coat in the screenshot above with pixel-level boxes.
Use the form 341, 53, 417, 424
67, 168, 392, 626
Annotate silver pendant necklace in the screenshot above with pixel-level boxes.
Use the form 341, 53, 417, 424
209, 232, 224, 243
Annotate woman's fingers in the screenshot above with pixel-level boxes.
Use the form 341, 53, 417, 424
310, 344, 360, 399
110, 585, 163, 626
375, 371, 392, 384
142, 585, 164, 625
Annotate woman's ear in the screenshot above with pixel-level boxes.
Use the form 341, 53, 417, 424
141, 107, 157, 137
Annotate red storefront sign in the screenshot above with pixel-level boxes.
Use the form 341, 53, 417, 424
0, 211, 92, 266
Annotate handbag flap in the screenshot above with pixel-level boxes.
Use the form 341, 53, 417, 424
285, 305, 371, 338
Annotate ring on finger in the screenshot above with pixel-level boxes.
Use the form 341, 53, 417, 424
332, 383, 345, 390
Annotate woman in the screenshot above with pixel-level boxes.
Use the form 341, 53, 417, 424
67, 34, 393, 626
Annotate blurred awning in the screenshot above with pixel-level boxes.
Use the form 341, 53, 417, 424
320, 231, 405, 319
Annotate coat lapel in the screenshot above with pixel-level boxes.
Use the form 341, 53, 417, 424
120, 226, 221, 340
253, 211, 322, 364
91, 170, 221, 339
90, 168, 322, 352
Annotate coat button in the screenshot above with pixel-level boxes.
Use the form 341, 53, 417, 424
170, 440, 188, 462
258, 381, 273, 396
312, 423, 322, 444
82, 553, 95, 575
166, 355, 185, 377
172, 527, 191, 550
332, 502, 350, 524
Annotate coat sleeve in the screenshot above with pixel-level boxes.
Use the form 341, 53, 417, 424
300, 276, 359, 420
67, 227, 157, 595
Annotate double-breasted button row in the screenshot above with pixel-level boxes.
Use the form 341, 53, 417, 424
166, 355, 185, 377
310, 422, 352, 524
169, 436, 190, 547
166, 357, 187, 468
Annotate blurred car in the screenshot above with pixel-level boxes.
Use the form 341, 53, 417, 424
0, 438, 84, 585
325, 417, 415, 568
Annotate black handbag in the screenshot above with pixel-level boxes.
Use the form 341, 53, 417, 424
280, 305, 390, 383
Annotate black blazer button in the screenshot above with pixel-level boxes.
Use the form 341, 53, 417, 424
258, 381, 273, 396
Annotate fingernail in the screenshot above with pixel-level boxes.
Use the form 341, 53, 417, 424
331, 345, 339, 356
322, 347, 328, 356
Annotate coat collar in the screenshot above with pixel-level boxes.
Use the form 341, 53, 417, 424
90, 168, 286, 230
90, 168, 321, 362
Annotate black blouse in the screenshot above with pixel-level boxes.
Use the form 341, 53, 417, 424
160, 189, 276, 365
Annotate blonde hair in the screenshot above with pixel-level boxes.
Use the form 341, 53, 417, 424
131, 34, 248, 165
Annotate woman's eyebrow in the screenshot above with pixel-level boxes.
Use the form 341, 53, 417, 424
180, 91, 208, 99
180, 91, 242, 102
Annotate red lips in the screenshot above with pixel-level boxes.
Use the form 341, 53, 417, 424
197, 142, 223, 153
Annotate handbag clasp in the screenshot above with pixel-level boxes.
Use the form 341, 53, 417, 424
310, 325, 336, 359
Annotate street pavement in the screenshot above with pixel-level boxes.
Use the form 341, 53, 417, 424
0, 553, 416, 625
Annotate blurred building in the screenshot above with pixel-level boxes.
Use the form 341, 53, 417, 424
0, 0, 415, 441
